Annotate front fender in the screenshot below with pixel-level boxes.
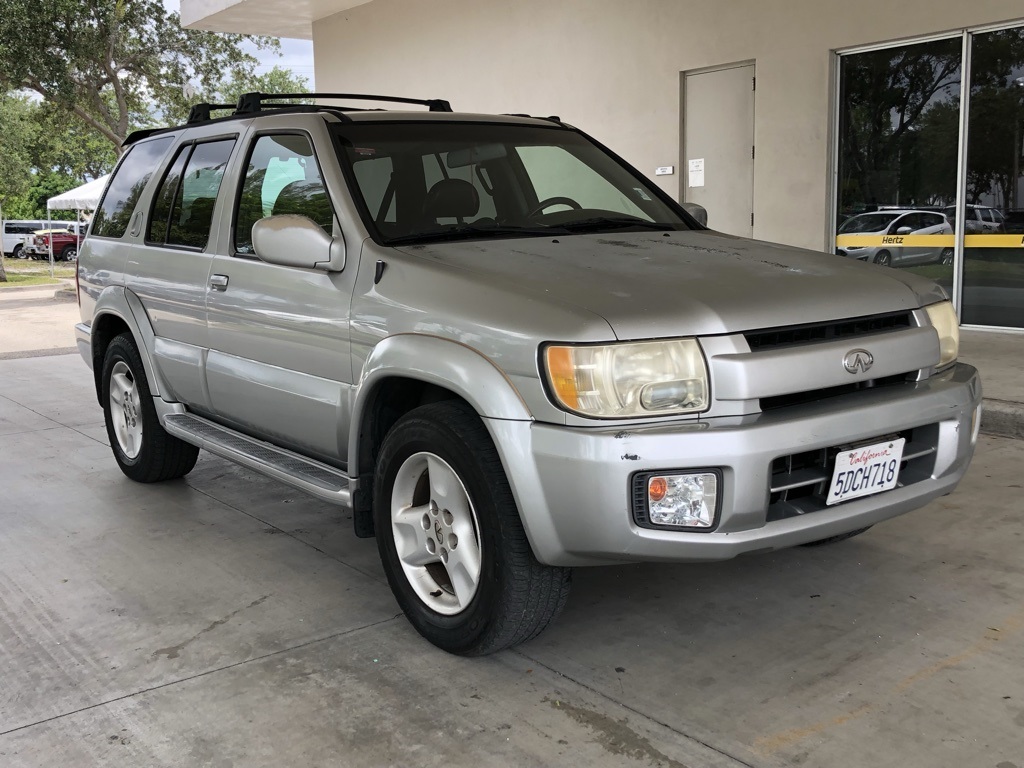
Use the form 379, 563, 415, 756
348, 333, 532, 465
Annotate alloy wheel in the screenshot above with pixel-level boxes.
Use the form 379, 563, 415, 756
390, 451, 482, 615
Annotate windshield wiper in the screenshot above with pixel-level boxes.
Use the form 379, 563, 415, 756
385, 222, 566, 245
556, 216, 677, 233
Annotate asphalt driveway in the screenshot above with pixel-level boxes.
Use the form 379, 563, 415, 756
1, 354, 1022, 768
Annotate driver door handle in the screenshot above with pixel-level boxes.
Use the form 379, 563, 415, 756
210, 274, 229, 291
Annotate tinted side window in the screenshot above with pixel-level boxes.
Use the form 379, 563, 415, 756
235, 134, 332, 255
93, 138, 174, 239
144, 139, 234, 249
147, 146, 190, 244
168, 140, 235, 249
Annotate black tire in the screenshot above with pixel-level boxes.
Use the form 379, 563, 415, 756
101, 333, 199, 483
61, 245, 77, 262
374, 401, 571, 655
874, 250, 892, 267
800, 526, 873, 547
940, 248, 953, 266
12, 244, 25, 259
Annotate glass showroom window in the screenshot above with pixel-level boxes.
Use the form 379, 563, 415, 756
962, 27, 1024, 327
836, 37, 961, 293
836, 23, 1024, 329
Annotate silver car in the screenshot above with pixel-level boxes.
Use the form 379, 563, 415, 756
837, 210, 953, 267
75, 94, 981, 654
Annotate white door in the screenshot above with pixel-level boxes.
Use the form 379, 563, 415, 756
682, 63, 755, 237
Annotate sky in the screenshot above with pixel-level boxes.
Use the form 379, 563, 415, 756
162, 0, 316, 89
247, 37, 316, 89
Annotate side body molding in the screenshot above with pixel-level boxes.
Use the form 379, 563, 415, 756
348, 333, 533, 469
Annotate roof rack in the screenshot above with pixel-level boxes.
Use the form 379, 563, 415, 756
122, 91, 456, 147
186, 103, 237, 124
235, 92, 453, 115
503, 113, 566, 126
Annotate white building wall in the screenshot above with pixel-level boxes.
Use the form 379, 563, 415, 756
312, 0, 1024, 251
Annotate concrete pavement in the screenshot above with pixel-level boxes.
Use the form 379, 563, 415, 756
0, 283, 78, 360
1, 353, 1023, 768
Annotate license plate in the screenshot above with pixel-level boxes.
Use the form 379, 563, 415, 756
827, 438, 905, 506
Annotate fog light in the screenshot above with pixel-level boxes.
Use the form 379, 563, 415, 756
646, 472, 718, 528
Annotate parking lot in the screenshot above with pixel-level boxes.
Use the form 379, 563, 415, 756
1, 348, 1022, 767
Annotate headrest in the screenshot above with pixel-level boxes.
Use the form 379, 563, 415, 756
423, 178, 479, 220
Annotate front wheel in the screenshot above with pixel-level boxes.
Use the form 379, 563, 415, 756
374, 401, 571, 655
101, 333, 199, 483
874, 250, 892, 267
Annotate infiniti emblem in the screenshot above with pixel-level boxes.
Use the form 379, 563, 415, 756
843, 348, 874, 374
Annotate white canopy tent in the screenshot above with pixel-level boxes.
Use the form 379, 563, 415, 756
47, 174, 110, 211
42, 174, 110, 275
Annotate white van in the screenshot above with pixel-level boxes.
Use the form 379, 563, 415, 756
2, 220, 47, 259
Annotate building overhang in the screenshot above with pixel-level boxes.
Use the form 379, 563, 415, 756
180, 0, 373, 39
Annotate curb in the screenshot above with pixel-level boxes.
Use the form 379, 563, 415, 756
980, 399, 1024, 440
53, 287, 77, 302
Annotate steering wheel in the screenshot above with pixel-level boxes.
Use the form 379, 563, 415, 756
527, 196, 583, 218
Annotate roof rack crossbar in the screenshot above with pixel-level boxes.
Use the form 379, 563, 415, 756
235, 92, 453, 115
186, 103, 237, 124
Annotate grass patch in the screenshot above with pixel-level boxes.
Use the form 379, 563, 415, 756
2, 257, 75, 279
0, 273, 61, 288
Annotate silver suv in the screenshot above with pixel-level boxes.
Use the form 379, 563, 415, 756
75, 93, 982, 655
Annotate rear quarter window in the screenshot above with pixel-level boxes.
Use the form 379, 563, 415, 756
92, 137, 175, 239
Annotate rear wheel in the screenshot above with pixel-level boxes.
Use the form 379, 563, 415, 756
874, 250, 892, 267
940, 248, 953, 265
12, 244, 25, 259
374, 401, 571, 655
61, 245, 77, 262
101, 333, 199, 483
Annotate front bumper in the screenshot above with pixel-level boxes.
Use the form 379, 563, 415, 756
489, 363, 981, 566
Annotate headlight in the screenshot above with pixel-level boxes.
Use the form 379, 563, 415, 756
544, 339, 709, 418
924, 300, 959, 369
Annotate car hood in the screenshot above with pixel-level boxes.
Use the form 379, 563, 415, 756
396, 229, 947, 339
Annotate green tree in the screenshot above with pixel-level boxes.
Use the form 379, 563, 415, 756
0, 92, 37, 281
162, 65, 309, 125
0, 0, 279, 154
33, 104, 119, 180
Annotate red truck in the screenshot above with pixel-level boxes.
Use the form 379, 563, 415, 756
25, 225, 84, 261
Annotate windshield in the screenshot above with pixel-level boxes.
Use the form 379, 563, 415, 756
332, 122, 692, 244
838, 212, 902, 233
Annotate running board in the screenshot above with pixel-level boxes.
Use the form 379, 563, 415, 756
163, 413, 353, 507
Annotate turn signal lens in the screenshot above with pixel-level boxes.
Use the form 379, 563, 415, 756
545, 346, 579, 409
648, 476, 668, 502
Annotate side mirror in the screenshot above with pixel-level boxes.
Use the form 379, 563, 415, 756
251, 215, 346, 272
896, 226, 913, 235
681, 202, 708, 227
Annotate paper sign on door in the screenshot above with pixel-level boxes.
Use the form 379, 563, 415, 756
688, 158, 705, 188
